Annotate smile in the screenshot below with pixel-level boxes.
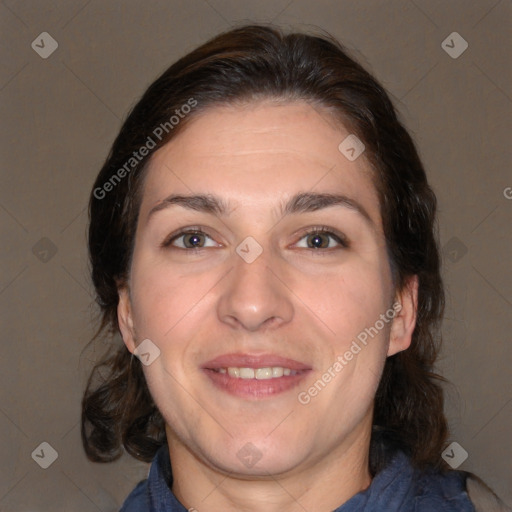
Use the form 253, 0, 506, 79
202, 354, 312, 399
214, 367, 300, 379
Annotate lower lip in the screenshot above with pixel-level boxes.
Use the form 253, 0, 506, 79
203, 369, 311, 399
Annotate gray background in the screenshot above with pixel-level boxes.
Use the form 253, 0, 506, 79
1, 0, 511, 510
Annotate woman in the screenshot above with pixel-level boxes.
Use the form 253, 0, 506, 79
82, 25, 509, 511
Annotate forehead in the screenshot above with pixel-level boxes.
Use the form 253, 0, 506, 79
141, 100, 380, 225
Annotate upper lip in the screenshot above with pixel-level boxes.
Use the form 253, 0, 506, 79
202, 353, 312, 371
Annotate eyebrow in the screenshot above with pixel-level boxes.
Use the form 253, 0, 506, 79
147, 192, 375, 227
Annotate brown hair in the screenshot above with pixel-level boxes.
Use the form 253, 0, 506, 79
82, 24, 448, 473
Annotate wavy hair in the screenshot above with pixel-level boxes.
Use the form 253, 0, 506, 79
82, 24, 448, 474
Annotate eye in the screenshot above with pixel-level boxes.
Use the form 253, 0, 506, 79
162, 229, 219, 250
295, 227, 349, 250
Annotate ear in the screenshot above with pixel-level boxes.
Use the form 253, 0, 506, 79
117, 284, 137, 354
387, 275, 419, 357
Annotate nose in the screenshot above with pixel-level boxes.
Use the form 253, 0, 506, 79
217, 244, 294, 332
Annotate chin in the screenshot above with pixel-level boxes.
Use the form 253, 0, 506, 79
212, 452, 303, 479
201, 433, 309, 478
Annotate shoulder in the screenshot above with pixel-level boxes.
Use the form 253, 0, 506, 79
118, 444, 172, 512
412, 463, 511, 512
119, 479, 149, 512
378, 450, 509, 511
410, 463, 473, 510
371, 434, 510, 511
465, 472, 512, 512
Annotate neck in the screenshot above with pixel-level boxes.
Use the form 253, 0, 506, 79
167, 422, 373, 512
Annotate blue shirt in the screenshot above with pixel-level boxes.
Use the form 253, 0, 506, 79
120, 445, 476, 511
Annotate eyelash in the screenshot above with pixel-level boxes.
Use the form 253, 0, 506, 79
161, 225, 349, 252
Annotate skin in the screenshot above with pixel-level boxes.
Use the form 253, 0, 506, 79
117, 100, 418, 512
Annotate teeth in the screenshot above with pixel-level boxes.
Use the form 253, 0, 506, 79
272, 367, 284, 378
218, 367, 297, 379
239, 367, 255, 379
255, 367, 272, 380
227, 367, 240, 378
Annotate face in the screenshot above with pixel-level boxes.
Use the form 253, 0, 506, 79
118, 101, 417, 478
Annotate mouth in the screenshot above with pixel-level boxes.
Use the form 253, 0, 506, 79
213, 366, 301, 378
201, 353, 312, 399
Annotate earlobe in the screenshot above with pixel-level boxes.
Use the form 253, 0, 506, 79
117, 285, 137, 354
387, 275, 419, 357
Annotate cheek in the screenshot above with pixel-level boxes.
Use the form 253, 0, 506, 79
129, 256, 212, 340
306, 261, 392, 344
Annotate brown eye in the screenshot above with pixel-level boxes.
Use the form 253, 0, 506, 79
306, 232, 331, 249
296, 228, 348, 250
163, 229, 219, 250
181, 232, 206, 248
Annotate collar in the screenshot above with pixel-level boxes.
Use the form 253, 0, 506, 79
122, 444, 474, 511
